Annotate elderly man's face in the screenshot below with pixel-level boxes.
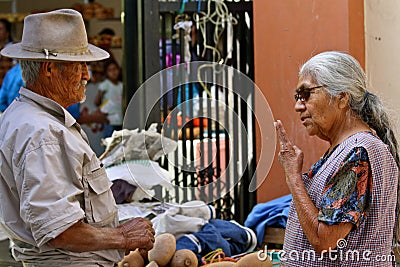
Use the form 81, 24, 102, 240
53, 62, 90, 107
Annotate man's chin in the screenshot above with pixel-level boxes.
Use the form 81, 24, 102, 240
75, 85, 87, 104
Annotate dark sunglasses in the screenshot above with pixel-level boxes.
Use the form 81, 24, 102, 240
294, 85, 325, 102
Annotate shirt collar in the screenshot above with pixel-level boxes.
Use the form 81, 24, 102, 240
18, 87, 77, 128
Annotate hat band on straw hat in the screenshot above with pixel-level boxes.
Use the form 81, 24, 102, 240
21, 45, 91, 59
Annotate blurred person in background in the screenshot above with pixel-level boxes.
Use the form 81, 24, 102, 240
0, 18, 14, 87
0, 18, 12, 49
0, 62, 23, 113
94, 59, 123, 138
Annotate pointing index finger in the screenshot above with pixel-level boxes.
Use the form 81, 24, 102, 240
274, 120, 293, 150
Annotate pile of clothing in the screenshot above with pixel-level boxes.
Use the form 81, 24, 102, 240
244, 194, 292, 246
100, 125, 177, 203
152, 201, 257, 262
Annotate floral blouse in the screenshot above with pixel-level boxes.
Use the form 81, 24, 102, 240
308, 146, 372, 228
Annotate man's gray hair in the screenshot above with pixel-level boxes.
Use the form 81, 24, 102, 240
19, 60, 41, 85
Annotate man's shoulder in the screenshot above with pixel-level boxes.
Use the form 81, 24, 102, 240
0, 102, 66, 143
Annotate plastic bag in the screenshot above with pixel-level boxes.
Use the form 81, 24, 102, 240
100, 124, 177, 167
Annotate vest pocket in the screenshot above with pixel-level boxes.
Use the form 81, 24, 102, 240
82, 158, 117, 226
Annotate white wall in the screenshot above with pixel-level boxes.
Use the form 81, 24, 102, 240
365, 0, 400, 136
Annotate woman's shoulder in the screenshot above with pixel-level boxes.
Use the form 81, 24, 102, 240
345, 131, 393, 160
348, 131, 382, 145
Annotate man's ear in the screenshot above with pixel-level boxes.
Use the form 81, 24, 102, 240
40, 62, 56, 77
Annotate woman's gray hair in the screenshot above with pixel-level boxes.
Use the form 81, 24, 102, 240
299, 51, 400, 168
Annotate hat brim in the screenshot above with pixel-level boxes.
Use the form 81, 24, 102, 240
0, 43, 110, 62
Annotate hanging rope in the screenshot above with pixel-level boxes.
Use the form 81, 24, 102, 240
194, 0, 238, 63
193, 0, 238, 97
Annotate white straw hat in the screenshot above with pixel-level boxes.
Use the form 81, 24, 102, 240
0, 9, 109, 62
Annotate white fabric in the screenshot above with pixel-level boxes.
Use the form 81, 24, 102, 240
151, 201, 216, 239
152, 208, 206, 239
106, 160, 174, 201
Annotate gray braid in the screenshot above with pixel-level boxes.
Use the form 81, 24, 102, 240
361, 93, 400, 168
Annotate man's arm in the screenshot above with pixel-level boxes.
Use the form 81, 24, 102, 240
49, 218, 155, 253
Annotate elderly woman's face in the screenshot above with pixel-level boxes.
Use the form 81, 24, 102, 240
294, 75, 343, 141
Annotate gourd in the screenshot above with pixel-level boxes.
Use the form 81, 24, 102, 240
118, 249, 145, 267
235, 252, 273, 267
148, 233, 176, 267
204, 262, 236, 266
169, 249, 198, 267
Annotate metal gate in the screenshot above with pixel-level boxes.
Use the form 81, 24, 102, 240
123, 0, 255, 223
